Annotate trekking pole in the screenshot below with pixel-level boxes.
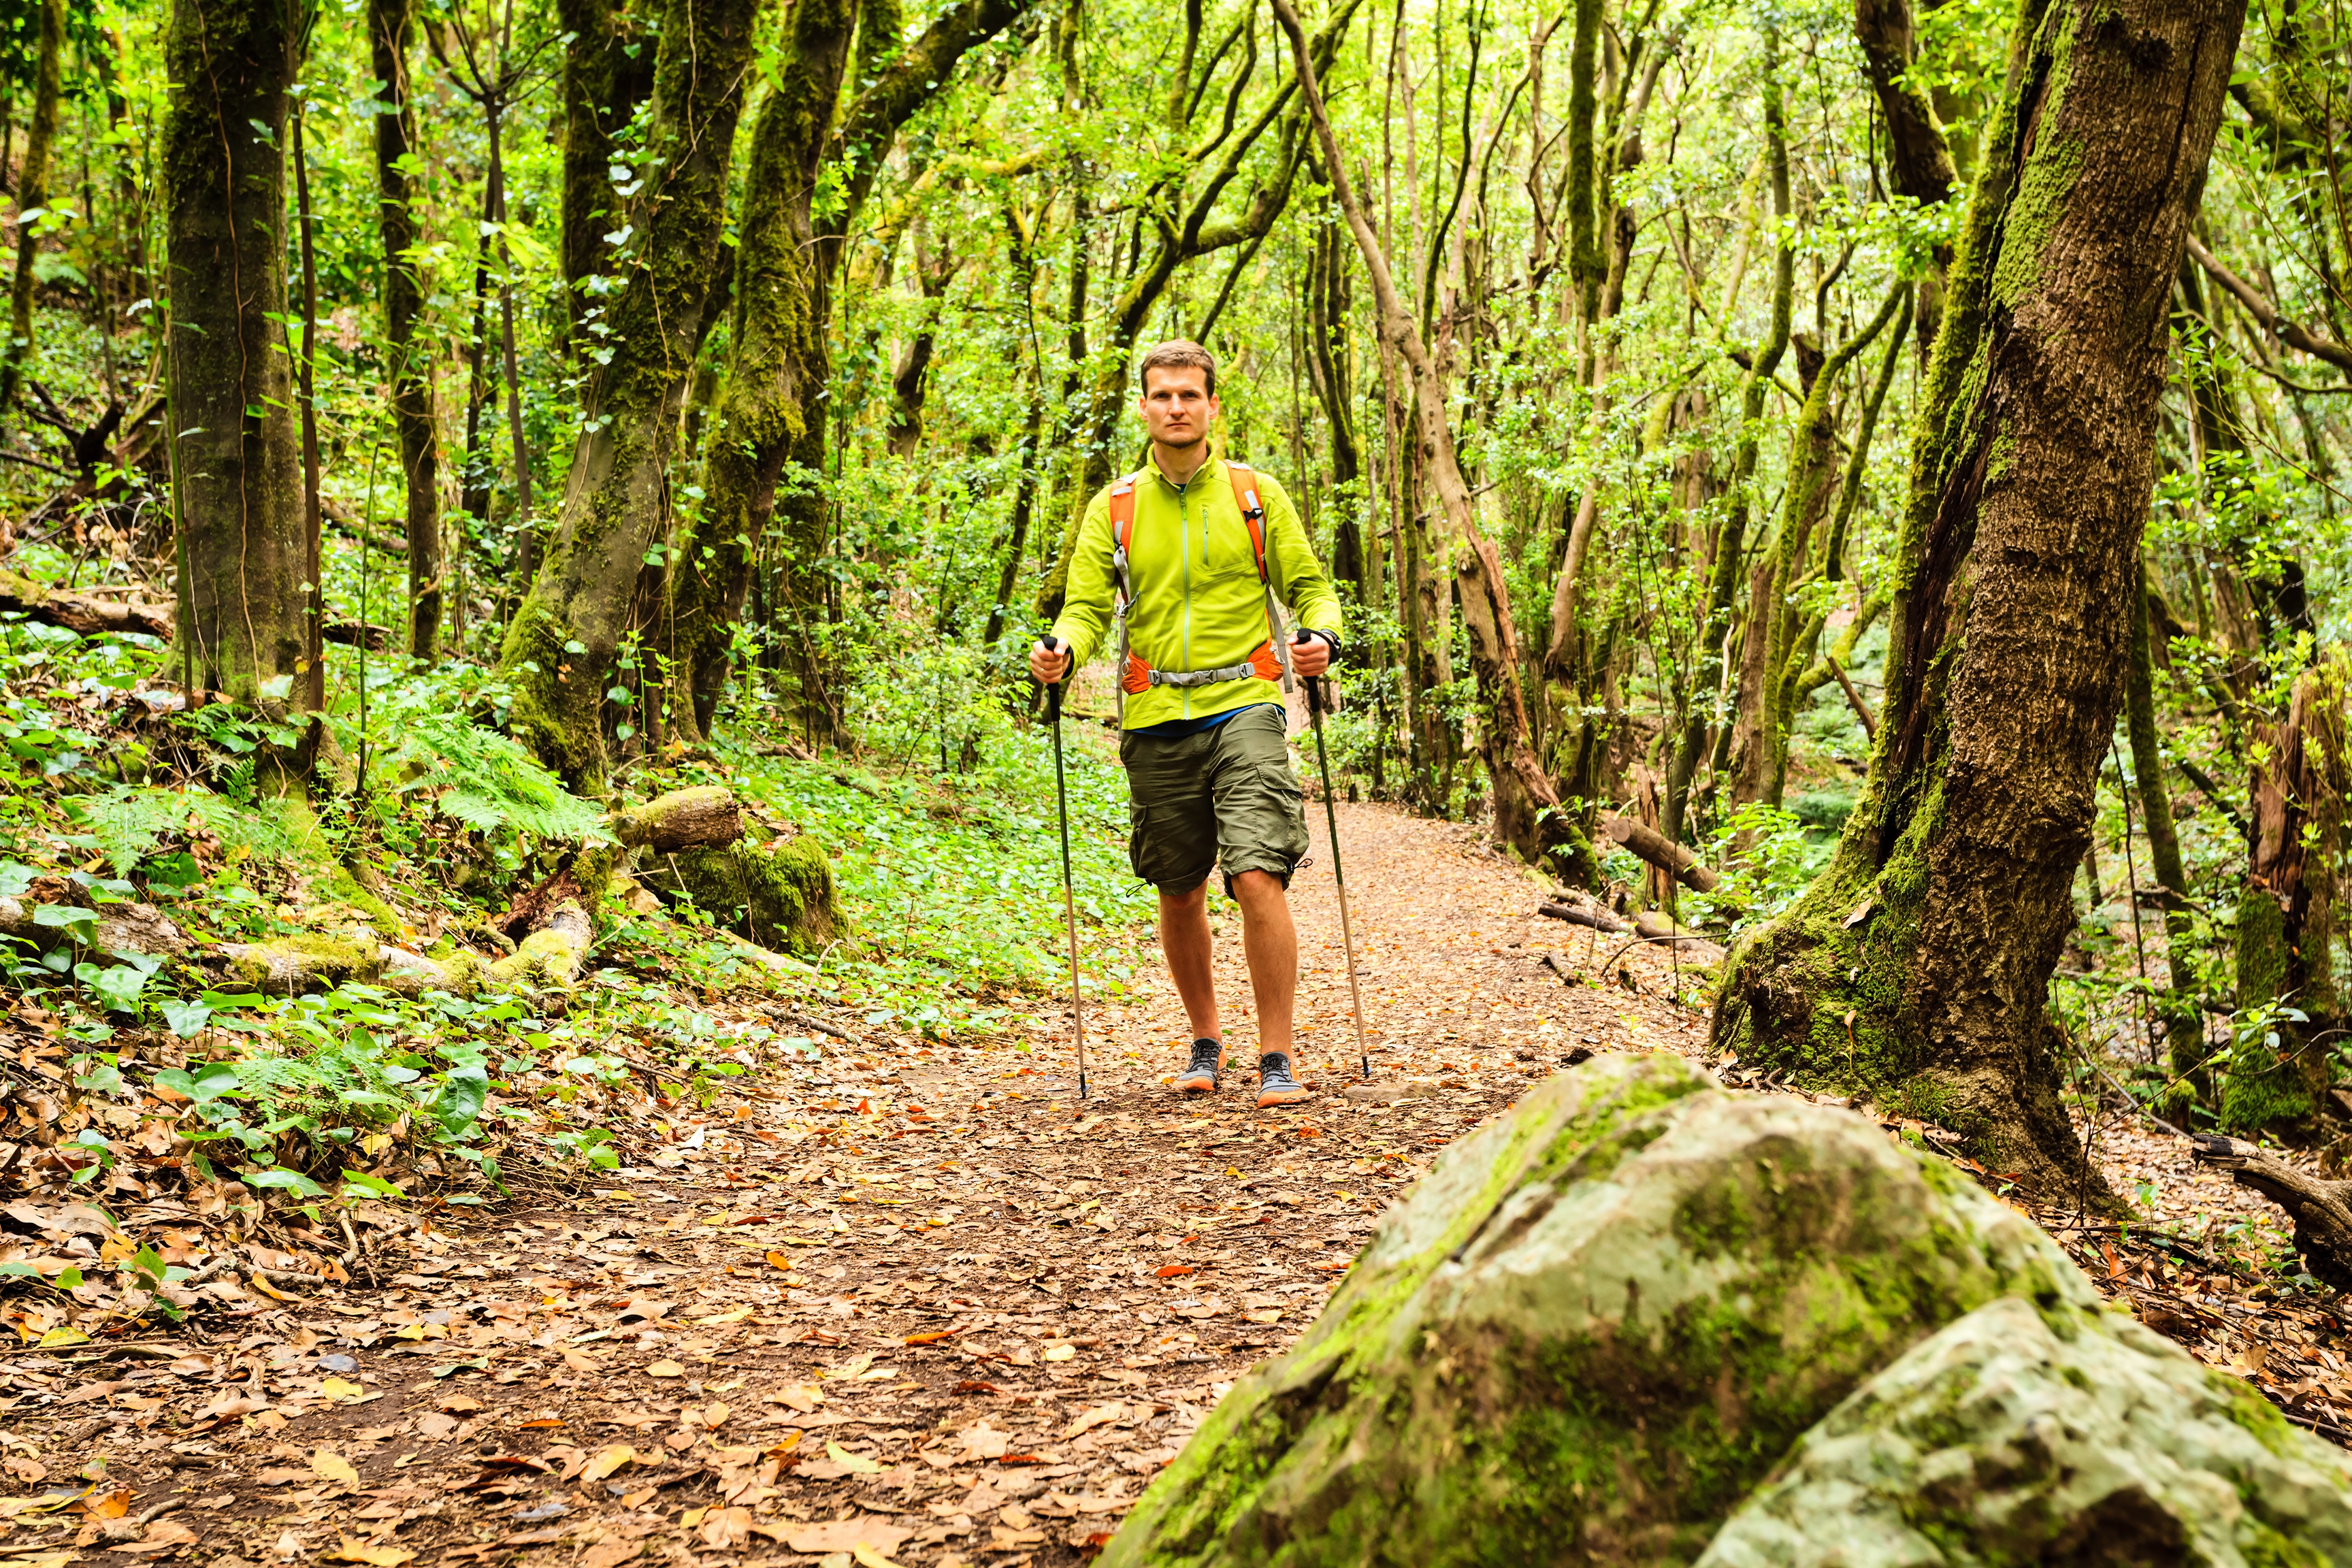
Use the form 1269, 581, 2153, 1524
1303, 664, 1371, 1080
1039, 636, 1090, 1100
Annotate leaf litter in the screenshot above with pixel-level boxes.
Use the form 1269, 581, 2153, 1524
0, 802, 2342, 1567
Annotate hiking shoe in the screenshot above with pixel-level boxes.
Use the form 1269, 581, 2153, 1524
1173, 1039, 1224, 1094
1256, 1051, 1313, 1109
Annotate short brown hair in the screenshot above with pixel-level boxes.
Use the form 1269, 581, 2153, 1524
1138, 340, 1217, 395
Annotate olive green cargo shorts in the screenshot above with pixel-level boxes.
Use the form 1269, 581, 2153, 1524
1118, 704, 1309, 895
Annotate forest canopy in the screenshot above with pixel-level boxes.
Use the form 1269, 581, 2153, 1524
0, 0, 2343, 1196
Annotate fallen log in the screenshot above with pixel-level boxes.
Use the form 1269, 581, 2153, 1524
2191, 1135, 2352, 1291
612, 785, 744, 853
1537, 901, 1629, 934
1599, 815, 1720, 893
0, 567, 386, 651
1633, 909, 1720, 950
0, 566, 173, 639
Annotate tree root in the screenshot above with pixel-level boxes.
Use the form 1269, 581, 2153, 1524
2192, 1134, 2352, 1291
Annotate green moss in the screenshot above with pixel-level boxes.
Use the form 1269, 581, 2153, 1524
223, 933, 377, 994
323, 869, 399, 932
488, 926, 587, 989
666, 836, 836, 953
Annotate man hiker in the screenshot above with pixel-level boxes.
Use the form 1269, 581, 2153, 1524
1032, 340, 1343, 1110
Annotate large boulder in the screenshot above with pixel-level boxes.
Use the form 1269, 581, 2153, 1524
1106, 1054, 2098, 1567
1700, 1294, 2352, 1567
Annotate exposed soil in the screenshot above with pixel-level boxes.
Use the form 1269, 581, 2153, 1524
1, 803, 2340, 1568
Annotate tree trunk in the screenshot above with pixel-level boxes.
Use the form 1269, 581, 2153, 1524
163, 0, 307, 706
1666, 24, 1792, 846
1854, 0, 1955, 349
556, 0, 657, 350
495, 0, 759, 785
1710, 0, 2245, 1200
370, 0, 442, 663
2124, 555, 2207, 1108
1276, 0, 1586, 880
0, 0, 61, 414
662, 0, 1030, 747
2230, 662, 2342, 1132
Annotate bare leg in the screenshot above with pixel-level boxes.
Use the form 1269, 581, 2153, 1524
1158, 882, 1220, 1043
1231, 869, 1297, 1057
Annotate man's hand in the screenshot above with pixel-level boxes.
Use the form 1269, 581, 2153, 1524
1291, 630, 1333, 680
1030, 639, 1072, 686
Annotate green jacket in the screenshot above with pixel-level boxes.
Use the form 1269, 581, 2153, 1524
1049, 458, 1342, 731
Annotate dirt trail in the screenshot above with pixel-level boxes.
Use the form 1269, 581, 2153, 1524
0, 804, 1714, 1568
13, 803, 2337, 1568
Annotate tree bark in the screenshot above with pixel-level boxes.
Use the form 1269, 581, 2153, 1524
1666, 25, 1792, 846
661, 0, 1031, 747
1275, 0, 1585, 881
2230, 663, 2342, 1132
163, 0, 308, 706
370, 0, 442, 663
0, 0, 61, 415
1710, 0, 2245, 1201
2123, 555, 2207, 1107
556, 0, 657, 350
495, 0, 759, 785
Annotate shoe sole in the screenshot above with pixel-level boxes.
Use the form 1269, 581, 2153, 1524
1256, 1088, 1313, 1108
1175, 1047, 1227, 1095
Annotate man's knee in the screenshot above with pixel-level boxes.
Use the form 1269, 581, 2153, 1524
1230, 869, 1287, 906
1160, 881, 1210, 917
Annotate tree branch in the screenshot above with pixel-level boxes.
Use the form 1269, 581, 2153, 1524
2185, 233, 2352, 376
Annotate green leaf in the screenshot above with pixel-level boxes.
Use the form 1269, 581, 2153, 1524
433, 1065, 489, 1134
131, 1245, 165, 1284
0, 861, 35, 897
54, 1266, 83, 1289
826, 1441, 883, 1475
32, 904, 99, 943
160, 999, 212, 1037
339, 1170, 406, 1198
245, 1167, 327, 1198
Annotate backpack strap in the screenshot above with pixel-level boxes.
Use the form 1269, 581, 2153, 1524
1225, 461, 1270, 584
1225, 461, 1294, 694
1107, 474, 1147, 701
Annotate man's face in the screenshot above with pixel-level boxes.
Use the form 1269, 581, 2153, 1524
1139, 365, 1218, 451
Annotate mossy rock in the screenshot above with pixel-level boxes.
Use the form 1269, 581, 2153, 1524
1105, 1055, 2097, 1568
666, 836, 836, 953
1698, 1295, 2352, 1566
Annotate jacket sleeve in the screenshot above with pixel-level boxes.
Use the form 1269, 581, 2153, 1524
1047, 488, 1117, 668
1260, 472, 1343, 642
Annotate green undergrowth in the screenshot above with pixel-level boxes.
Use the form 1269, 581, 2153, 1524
0, 612, 1160, 1250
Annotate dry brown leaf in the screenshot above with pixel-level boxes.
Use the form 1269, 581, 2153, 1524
324, 1540, 417, 1567
581, 1444, 637, 1482
312, 1449, 360, 1489
1062, 1402, 1124, 1440
644, 1359, 685, 1379
781, 1521, 912, 1556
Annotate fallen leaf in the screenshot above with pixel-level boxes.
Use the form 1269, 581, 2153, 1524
312, 1450, 360, 1488
439, 1392, 483, 1413
644, 1360, 685, 1379
561, 1346, 602, 1373
82, 1490, 131, 1521
325, 1541, 417, 1567
691, 1307, 753, 1327
697, 1506, 753, 1548
581, 1444, 637, 1482
764, 1250, 794, 1272
852, 1546, 905, 1568
904, 1329, 960, 1345
1062, 1402, 1124, 1440
321, 1377, 368, 1403
1154, 1264, 1195, 1278
110, 1520, 198, 1557
782, 1521, 912, 1556
1043, 1344, 1076, 1362
826, 1441, 883, 1475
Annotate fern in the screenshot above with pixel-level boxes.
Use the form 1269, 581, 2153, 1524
389, 713, 610, 843
75, 787, 314, 877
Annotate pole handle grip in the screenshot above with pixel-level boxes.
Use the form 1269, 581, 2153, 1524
1040, 634, 1066, 722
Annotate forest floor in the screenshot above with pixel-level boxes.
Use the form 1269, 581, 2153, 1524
1, 802, 2345, 1568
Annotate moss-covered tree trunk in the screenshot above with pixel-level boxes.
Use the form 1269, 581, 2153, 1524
2230, 663, 2343, 1132
370, 0, 441, 662
494, 0, 758, 786
2124, 556, 2208, 1108
1854, 0, 1955, 350
163, 0, 308, 705
660, 0, 1029, 745
1710, 0, 2244, 1198
1665, 23, 1792, 847
555, 0, 656, 351
1277, 0, 1583, 879
0, 0, 61, 415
